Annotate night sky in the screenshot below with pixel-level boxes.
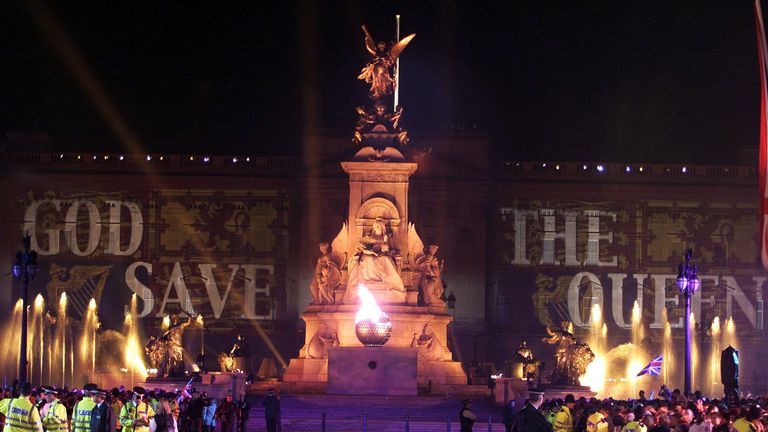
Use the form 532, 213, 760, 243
0, 1, 761, 163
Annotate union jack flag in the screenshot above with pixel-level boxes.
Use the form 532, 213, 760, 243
178, 378, 194, 403
637, 355, 663, 377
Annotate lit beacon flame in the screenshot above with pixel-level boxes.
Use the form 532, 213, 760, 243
355, 285, 387, 324
354, 285, 392, 346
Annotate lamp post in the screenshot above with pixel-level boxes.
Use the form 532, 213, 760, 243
12, 235, 38, 384
675, 248, 700, 395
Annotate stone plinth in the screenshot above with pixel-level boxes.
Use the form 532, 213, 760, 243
327, 346, 417, 396
302, 304, 452, 351
494, 378, 530, 405
282, 358, 327, 383
105, 372, 247, 400
417, 359, 467, 386
539, 385, 597, 401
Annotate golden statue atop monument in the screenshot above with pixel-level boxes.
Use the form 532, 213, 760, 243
358, 25, 415, 101
353, 25, 415, 154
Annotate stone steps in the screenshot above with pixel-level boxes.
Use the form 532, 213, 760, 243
245, 394, 508, 431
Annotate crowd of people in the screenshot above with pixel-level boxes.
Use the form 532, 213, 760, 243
505, 385, 768, 432
0, 381, 253, 432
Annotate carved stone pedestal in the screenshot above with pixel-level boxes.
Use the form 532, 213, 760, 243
282, 358, 327, 383
327, 346, 417, 396
301, 304, 453, 349
417, 359, 467, 386
283, 304, 467, 391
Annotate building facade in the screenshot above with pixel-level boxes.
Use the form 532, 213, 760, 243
0, 133, 764, 393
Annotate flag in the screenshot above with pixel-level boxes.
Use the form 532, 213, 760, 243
178, 378, 194, 402
756, 0, 768, 269
637, 355, 663, 377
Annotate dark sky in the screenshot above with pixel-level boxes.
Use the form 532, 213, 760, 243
0, 1, 761, 163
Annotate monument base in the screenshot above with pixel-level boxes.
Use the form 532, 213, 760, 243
327, 346, 417, 396
417, 359, 467, 386
97, 372, 246, 400
539, 385, 596, 401
282, 358, 327, 383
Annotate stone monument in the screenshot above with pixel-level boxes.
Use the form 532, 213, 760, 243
283, 24, 465, 394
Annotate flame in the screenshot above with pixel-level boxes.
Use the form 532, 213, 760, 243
161, 315, 170, 330
196, 314, 204, 327
355, 285, 387, 324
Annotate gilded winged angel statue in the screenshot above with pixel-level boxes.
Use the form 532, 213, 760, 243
358, 25, 415, 101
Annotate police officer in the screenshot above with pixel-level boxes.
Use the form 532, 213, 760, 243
0, 382, 43, 432
40, 387, 68, 432
90, 389, 116, 432
512, 389, 553, 432
586, 402, 610, 432
235, 395, 249, 432
119, 387, 154, 432
732, 406, 761, 432
459, 399, 477, 432
73, 384, 98, 432
110, 390, 123, 432
553, 394, 576, 432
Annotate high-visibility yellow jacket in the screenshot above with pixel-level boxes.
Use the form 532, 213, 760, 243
733, 418, 757, 432
1, 396, 43, 432
71, 398, 95, 432
110, 401, 123, 430
553, 406, 573, 432
622, 420, 647, 432
119, 402, 154, 432
41, 401, 68, 432
586, 412, 608, 432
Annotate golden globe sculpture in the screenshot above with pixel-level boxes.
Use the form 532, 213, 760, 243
354, 285, 392, 347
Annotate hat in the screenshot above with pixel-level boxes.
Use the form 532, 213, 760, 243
267, 389, 275, 396
133, 386, 147, 396
42, 386, 58, 395
528, 388, 545, 396
462, 399, 471, 405
112, 388, 121, 397
20, 382, 32, 395
83, 383, 98, 392
564, 394, 576, 404
92, 389, 108, 396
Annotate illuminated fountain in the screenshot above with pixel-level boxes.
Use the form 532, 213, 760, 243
662, 307, 675, 390
31, 294, 44, 384
55, 293, 68, 386
724, 316, 738, 349
580, 304, 606, 394
80, 298, 99, 382
0, 300, 23, 380
627, 300, 647, 399
689, 313, 698, 392
123, 294, 148, 387
708, 316, 722, 397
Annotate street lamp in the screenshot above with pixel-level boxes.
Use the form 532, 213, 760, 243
675, 248, 700, 395
12, 235, 38, 384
